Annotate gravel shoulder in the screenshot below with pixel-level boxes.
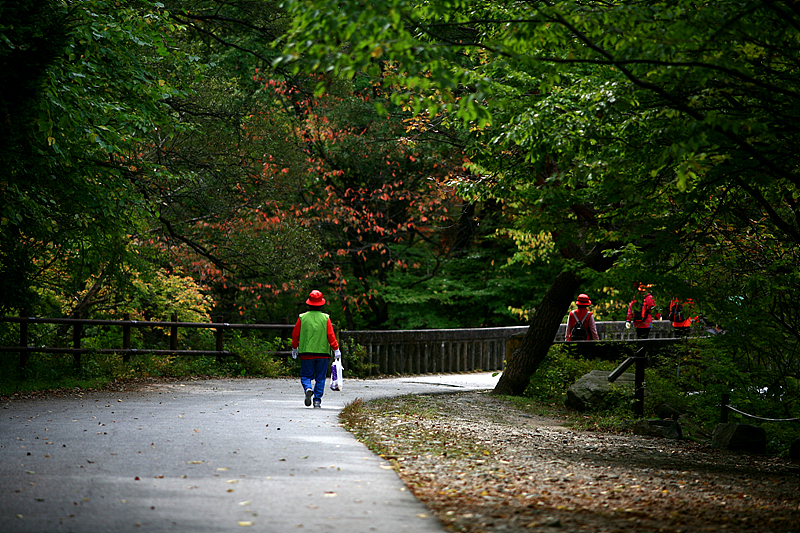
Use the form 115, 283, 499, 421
347, 391, 800, 533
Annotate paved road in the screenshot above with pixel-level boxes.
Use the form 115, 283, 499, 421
1, 373, 500, 533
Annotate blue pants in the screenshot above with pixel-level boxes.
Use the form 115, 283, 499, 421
300, 358, 329, 402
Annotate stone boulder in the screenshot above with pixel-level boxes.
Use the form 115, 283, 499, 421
565, 370, 635, 411
711, 422, 767, 454
790, 438, 800, 463
655, 403, 683, 420
632, 419, 683, 440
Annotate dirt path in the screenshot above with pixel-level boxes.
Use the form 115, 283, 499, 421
349, 391, 800, 533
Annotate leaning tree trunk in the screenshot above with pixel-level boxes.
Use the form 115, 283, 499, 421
492, 243, 619, 396
492, 267, 584, 396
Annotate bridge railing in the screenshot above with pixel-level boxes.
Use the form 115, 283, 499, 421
341, 326, 521, 376
341, 320, 681, 376
591, 320, 677, 340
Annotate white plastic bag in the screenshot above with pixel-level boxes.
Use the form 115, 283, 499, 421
330, 359, 343, 391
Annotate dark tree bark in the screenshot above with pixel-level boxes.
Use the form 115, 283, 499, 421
492, 267, 583, 395
0, 1, 68, 315
452, 201, 476, 253
492, 244, 618, 396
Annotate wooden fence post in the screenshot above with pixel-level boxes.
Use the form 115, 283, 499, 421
72, 323, 82, 367
19, 318, 29, 373
634, 354, 646, 418
170, 313, 178, 351
122, 313, 131, 363
215, 327, 224, 362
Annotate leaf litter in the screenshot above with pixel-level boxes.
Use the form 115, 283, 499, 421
342, 391, 800, 533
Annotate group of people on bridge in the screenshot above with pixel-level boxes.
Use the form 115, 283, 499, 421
564, 283, 697, 341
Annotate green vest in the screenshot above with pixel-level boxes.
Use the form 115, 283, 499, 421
298, 311, 332, 355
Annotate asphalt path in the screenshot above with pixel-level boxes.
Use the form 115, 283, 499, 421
1, 372, 500, 533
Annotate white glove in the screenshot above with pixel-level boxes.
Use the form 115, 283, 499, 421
625, 321, 631, 329
291, 348, 298, 359
333, 349, 341, 360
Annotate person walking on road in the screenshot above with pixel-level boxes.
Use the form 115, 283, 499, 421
291, 290, 341, 408
626, 283, 660, 339
565, 293, 599, 341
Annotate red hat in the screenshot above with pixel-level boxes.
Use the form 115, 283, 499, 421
306, 290, 325, 306
576, 294, 592, 306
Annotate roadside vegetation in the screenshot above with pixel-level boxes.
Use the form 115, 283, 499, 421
342, 342, 800, 459
0, 332, 294, 397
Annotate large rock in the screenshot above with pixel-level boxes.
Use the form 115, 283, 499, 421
712, 423, 767, 454
790, 438, 800, 462
632, 419, 683, 440
565, 370, 635, 411
655, 403, 683, 420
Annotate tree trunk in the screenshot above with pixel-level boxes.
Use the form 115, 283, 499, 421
492, 267, 584, 396
339, 289, 356, 330
211, 283, 239, 323
452, 201, 476, 253
492, 243, 618, 396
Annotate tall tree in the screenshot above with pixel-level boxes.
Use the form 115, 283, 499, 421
135, 0, 321, 321
1, 0, 198, 316
266, 78, 475, 328
0, 0, 68, 313
1, 0, 320, 322
277, 0, 800, 394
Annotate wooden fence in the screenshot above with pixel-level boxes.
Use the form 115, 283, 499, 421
1, 316, 684, 374
0, 315, 293, 370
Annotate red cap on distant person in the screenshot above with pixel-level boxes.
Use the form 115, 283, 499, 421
576, 294, 592, 306
306, 290, 325, 306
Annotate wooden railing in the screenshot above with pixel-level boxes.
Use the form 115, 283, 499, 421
0, 315, 293, 370
1, 316, 686, 374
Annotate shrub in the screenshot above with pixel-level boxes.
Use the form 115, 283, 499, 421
523, 344, 616, 402
341, 339, 377, 378
226, 333, 292, 377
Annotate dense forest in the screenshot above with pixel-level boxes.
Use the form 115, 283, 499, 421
1, 0, 558, 330
1, 1, 799, 429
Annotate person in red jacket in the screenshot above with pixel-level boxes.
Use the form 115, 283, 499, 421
565, 293, 599, 341
626, 283, 661, 339
291, 290, 340, 408
668, 297, 696, 338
